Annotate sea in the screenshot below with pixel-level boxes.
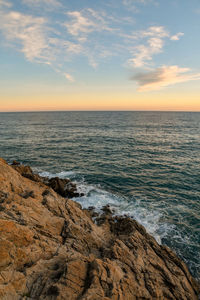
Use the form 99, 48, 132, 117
0, 111, 199, 280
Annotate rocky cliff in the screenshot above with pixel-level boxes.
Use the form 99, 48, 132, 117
0, 158, 199, 299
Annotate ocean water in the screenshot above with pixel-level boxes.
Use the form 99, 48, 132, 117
0, 111, 199, 279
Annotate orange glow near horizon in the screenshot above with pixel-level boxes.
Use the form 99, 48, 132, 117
0, 92, 200, 112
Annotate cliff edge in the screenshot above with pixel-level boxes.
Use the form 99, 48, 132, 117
0, 158, 199, 299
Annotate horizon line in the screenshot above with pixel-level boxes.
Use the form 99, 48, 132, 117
0, 109, 200, 113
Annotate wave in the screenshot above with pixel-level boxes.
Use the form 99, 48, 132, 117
38, 170, 76, 179
39, 171, 172, 245
75, 181, 177, 244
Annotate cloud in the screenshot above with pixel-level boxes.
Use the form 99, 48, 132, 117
140, 26, 169, 38
63, 8, 116, 67
170, 32, 184, 41
128, 26, 184, 68
0, 4, 115, 74
0, 6, 83, 68
129, 38, 164, 67
128, 26, 168, 67
64, 9, 113, 42
64, 73, 75, 82
0, 11, 49, 62
49, 38, 83, 55
65, 11, 96, 38
0, 1, 188, 86
131, 65, 200, 91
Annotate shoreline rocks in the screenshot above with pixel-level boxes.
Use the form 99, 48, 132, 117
0, 158, 199, 299
11, 161, 84, 199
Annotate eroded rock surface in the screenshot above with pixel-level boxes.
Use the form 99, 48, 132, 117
11, 161, 83, 198
0, 158, 199, 299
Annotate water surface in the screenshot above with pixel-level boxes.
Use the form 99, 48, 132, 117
0, 111, 199, 279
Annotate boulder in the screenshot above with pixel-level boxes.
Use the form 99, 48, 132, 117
47, 177, 81, 198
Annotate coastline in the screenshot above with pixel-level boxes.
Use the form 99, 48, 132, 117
0, 158, 199, 299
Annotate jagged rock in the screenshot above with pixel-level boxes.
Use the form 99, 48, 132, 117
102, 204, 113, 215
11, 163, 42, 183
47, 177, 81, 198
0, 158, 199, 299
11, 162, 83, 198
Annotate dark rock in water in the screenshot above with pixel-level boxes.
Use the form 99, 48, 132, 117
48, 177, 70, 197
11, 160, 20, 166
88, 206, 95, 211
47, 177, 82, 198
102, 204, 113, 215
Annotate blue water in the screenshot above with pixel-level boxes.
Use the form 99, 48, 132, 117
0, 111, 199, 279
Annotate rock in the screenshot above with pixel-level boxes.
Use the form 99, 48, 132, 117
85, 206, 99, 219
47, 177, 70, 197
11, 163, 84, 198
47, 177, 82, 198
11, 163, 42, 183
102, 204, 113, 215
0, 158, 199, 299
12, 160, 20, 166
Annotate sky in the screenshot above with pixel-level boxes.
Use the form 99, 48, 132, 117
0, 0, 200, 111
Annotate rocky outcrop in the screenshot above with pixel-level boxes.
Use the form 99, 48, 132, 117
11, 161, 83, 198
0, 158, 199, 299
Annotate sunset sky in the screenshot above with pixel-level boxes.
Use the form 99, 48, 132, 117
0, 0, 200, 111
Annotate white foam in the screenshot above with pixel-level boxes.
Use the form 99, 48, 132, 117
36, 169, 174, 245
75, 181, 124, 212
74, 180, 171, 244
38, 170, 75, 179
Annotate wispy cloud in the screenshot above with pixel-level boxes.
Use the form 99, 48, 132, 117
64, 73, 75, 82
0, 3, 115, 73
0, 5, 85, 85
64, 8, 113, 42
65, 11, 96, 40
0, 11, 49, 62
140, 26, 169, 38
0, 1, 189, 90
170, 32, 184, 41
128, 26, 168, 67
128, 26, 184, 68
63, 8, 116, 67
131, 65, 200, 91
48, 38, 83, 55
128, 37, 164, 67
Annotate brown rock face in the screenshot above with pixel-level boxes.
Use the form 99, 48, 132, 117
11, 162, 83, 198
0, 158, 199, 299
